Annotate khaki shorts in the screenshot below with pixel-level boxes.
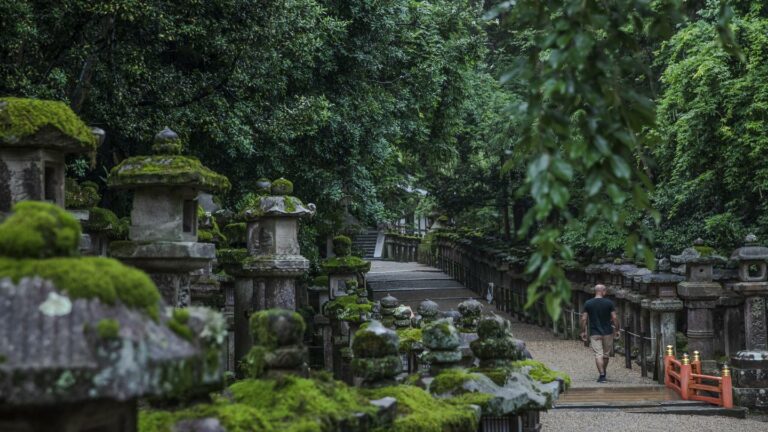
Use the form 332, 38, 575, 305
590, 335, 613, 358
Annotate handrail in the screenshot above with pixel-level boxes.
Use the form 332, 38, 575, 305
663, 347, 733, 408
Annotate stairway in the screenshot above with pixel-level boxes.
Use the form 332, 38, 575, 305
352, 229, 379, 259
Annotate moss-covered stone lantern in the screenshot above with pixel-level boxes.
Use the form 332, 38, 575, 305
107, 128, 230, 306
0, 97, 103, 212
228, 178, 315, 366
0, 201, 224, 431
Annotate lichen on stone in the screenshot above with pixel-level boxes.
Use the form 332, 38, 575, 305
509, 360, 571, 389
0, 97, 97, 149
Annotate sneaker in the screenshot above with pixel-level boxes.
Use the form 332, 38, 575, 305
597, 375, 607, 383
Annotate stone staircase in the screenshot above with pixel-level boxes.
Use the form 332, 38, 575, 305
352, 229, 379, 259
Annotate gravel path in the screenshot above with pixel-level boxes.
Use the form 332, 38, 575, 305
541, 410, 768, 431
509, 319, 656, 388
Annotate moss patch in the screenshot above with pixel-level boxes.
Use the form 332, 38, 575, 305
271, 177, 293, 195
321, 255, 371, 274
96, 318, 120, 339
107, 155, 230, 192
0, 256, 160, 319
250, 309, 305, 349
325, 294, 372, 322
84, 206, 122, 235
312, 275, 329, 287
0, 97, 96, 149
363, 385, 479, 432
169, 308, 193, 341
216, 248, 249, 265
429, 369, 483, 395
139, 374, 377, 432
397, 327, 422, 353
511, 360, 570, 387
65, 179, 101, 209
0, 201, 81, 258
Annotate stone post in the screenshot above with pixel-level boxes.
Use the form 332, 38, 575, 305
672, 240, 724, 363
422, 318, 463, 375
351, 320, 402, 387
108, 128, 230, 307
730, 234, 768, 350
729, 234, 768, 409
321, 235, 371, 304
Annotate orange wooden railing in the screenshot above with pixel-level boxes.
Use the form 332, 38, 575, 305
663, 346, 733, 408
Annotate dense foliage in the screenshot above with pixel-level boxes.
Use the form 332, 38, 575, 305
2, 0, 764, 313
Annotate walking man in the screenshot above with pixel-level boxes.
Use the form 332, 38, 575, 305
580, 284, 620, 383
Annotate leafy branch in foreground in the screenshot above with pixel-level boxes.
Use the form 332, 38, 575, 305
487, 0, 736, 319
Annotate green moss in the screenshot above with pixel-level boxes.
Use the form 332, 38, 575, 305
363, 385, 479, 432
397, 327, 422, 353
198, 229, 213, 242
96, 318, 120, 339
430, 369, 482, 395
168, 308, 193, 341
693, 245, 715, 256
325, 294, 372, 322
84, 206, 121, 235
107, 155, 231, 192
140, 375, 376, 432
510, 360, 571, 388
284, 196, 297, 212
65, 178, 101, 209
271, 177, 294, 195
223, 223, 247, 246
0, 201, 81, 258
312, 275, 329, 287
471, 368, 508, 386
0, 97, 97, 149
216, 248, 249, 265
320, 256, 371, 274
332, 235, 352, 257
0, 256, 160, 319
250, 309, 306, 349
446, 392, 494, 410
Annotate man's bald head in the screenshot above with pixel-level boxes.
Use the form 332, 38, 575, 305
595, 284, 607, 296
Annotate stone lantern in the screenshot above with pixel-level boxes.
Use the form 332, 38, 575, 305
0, 97, 104, 212
228, 178, 315, 365
107, 128, 230, 306
672, 239, 725, 361
321, 235, 371, 302
730, 234, 768, 351
0, 201, 224, 431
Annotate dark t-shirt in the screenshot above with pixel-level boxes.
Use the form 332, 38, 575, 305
584, 297, 615, 336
